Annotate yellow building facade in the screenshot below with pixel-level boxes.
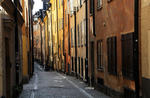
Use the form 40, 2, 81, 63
57, 0, 64, 71
44, 16, 48, 67
47, 7, 53, 69
50, 0, 58, 70
22, 0, 30, 83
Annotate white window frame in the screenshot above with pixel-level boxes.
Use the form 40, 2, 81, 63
97, 0, 103, 9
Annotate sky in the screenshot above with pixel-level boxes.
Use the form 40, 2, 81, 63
33, 0, 43, 15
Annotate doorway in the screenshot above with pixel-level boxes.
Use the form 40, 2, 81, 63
5, 38, 11, 98
91, 42, 95, 86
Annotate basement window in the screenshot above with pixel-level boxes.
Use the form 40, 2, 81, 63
124, 88, 136, 98
97, 77, 104, 86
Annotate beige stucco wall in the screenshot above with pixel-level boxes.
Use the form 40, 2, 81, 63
141, 0, 150, 79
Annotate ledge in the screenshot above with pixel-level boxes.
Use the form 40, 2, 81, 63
1, 0, 24, 26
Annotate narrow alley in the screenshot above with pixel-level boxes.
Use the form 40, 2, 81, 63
1, 0, 150, 98
19, 62, 109, 98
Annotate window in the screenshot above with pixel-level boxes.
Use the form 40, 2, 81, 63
107, 37, 117, 75
62, 18, 64, 29
71, 28, 74, 47
97, 40, 103, 70
78, 24, 80, 47
68, 30, 71, 55
90, 0, 94, 14
122, 33, 134, 80
80, 0, 82, 7
80, 21, 83, 46
97, 0, 103, 9
77, 0, 80, 10
62, 0, 63, 5
54, 0, 56, 10
107, 0, 113, 3
59, 0, 60, 8
65, 10, 67, 25
84, 19, 86, 45
82, 20, 84, 46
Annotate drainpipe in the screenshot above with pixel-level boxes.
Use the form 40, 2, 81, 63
44, 22, 46, 68
28, 1, 33, 77
85, 0, 89, 82
74, 11, 77, 77
31, 6, 34, 74
47, 13, 50, 69
63, 0, 65, 72
40, 20, 43, 65
51, 11, 54, 70
134, 0, 140, 98
56, 0, 59, 70
93, 0, 96, 36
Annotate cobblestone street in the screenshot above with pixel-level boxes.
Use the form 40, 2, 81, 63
19, 62, 110, 98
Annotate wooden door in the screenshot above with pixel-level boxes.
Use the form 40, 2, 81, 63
91, 42, 95, 86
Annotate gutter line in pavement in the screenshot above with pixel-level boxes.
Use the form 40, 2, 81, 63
57, 73, 94, 98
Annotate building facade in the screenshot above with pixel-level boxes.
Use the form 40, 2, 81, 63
63, 0, 71, 74
141, 0, 150, 97
89, 0, 137, 97
0, 0, 24, 97
22, 0, 32, 83
33, 19, 41, 62
88, 0, 95, 87
47, 5, 53, 70
51, 0, 59, 70
0, 0, 34, 97
57, 0, 64, 71
32, 0, 150, 97
70, 0, 88, 81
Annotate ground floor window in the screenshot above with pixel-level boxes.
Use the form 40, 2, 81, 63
97, 40, 103, 70
107, 36, 117, 75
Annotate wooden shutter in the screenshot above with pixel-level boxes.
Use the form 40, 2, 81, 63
107, 38, 111, 73
107, 37, 117, 75
112, 37, 117, 75
97, 40, 103, 69
122, 33, 134, 80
